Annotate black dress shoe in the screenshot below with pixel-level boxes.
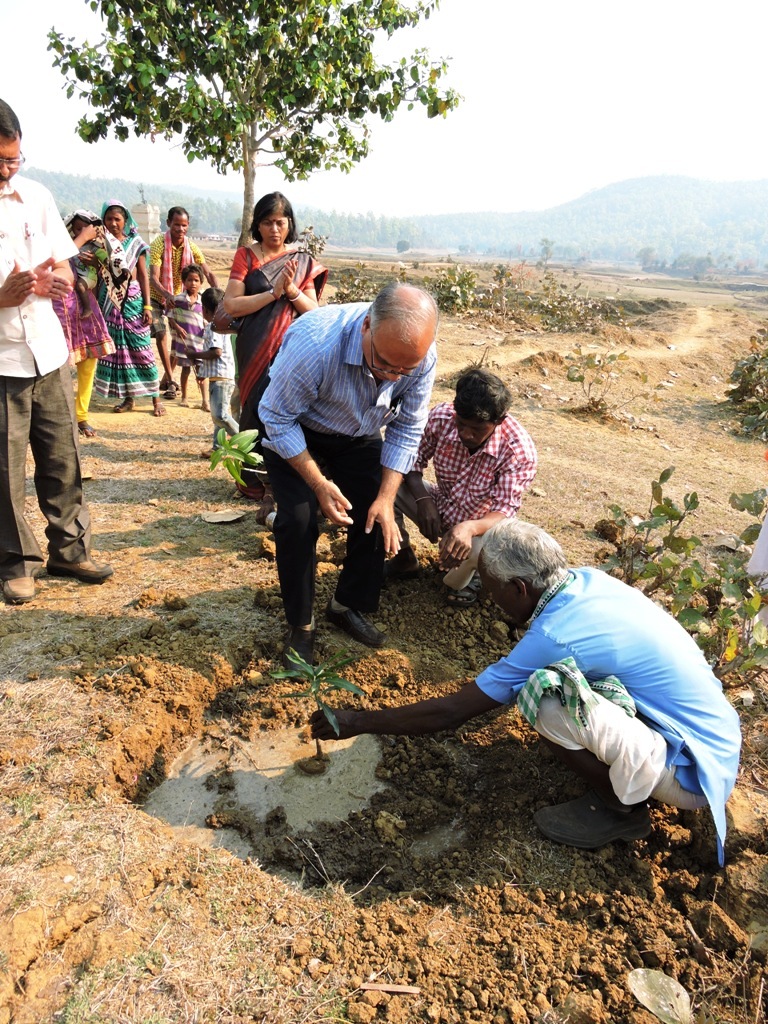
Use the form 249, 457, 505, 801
325, 601, 387, 648
282, 626, 315, 668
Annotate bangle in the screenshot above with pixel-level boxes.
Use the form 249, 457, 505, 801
288, 291, 301, 302
143, 304, 152, 310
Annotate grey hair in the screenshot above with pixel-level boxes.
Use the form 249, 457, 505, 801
369, 282, 438, 345
480, 520, 567, 590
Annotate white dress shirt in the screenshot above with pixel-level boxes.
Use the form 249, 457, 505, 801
0, 176, 77, 376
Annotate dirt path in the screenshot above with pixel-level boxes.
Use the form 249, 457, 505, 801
0, 295, 766, 1024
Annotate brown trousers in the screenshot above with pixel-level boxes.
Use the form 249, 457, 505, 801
0, 364, 91, 579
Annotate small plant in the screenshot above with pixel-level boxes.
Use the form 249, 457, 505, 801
564, 345, 644, 416
727, 326, 768, 440
598, 469, 768, 679
296, 224, 328, 258
531, 272, 626, 333
431, 263, 477, 312
208, 428, 262, 487
332, 263, 378, 303
271, 649, 364, 771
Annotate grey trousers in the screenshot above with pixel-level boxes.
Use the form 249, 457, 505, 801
0, 364, 91, 579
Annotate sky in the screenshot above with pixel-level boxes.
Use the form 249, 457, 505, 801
4, 0, 768, 217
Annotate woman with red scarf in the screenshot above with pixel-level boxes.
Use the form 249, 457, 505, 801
223, 192, 327, 501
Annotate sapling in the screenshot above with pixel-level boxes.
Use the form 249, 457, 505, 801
208, 428, 262, 487
271, 649, 364, 773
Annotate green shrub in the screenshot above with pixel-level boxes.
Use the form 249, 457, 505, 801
727, 326, 768, 440
331, 263, 378, 303
530, 272, 626, 333
598, 468, 768, 680
431, 264, 477, 313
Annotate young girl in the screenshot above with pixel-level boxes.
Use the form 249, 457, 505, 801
168, 264, 208, 409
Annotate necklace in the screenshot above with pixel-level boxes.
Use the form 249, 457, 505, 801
257, 241, 287, 261
530, 569, 573, 622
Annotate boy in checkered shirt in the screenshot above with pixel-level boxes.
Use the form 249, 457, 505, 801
195, 288, 239, 456
385, 368, 537, 605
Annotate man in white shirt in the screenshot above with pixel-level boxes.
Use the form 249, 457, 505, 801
0, 99, 112, 604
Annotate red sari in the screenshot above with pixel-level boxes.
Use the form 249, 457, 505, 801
232, 248, 327, 499
234, 249, 327, 410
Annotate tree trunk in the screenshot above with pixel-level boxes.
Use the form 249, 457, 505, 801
239, 126, 258, 249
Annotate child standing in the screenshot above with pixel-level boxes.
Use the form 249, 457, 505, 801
168, 264, 208, 410
197, 287, 239, 457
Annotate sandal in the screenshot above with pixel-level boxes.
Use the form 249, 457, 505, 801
164, 382, 179, 399
153, 401, 167, 417
77, 422, 97, 438
446, 572, 481, 607
113, 398, 134, 413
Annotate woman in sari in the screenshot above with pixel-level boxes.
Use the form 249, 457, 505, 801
91, 200, 164, 416
51, 210, 115, 438
223, 192, 327, 499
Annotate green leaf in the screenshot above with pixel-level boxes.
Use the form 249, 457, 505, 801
321, 704, 340, 736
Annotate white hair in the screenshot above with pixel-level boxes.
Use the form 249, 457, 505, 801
480, 520, 567, 590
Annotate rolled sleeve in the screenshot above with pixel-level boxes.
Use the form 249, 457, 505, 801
380, 350, 436, 474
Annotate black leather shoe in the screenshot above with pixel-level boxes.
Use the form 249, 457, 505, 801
282, 626, 315, 668
325, 601, 387, 648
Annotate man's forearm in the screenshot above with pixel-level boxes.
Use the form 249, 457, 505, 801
287, 449, 326, 491
377, 467, 404, 504
353, 683, 501, 737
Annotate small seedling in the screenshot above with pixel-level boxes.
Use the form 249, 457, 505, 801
271, 649, 364, 771
208, 429, 263, 487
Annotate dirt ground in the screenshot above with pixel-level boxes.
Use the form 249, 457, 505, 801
1, 267, 767, 1024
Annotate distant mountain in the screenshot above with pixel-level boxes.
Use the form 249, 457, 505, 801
408, 177, 768, 263
24, 168, 768, 265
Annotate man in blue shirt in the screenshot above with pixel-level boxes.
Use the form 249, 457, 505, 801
312, 519, 741, 865
259, 282, 438, 666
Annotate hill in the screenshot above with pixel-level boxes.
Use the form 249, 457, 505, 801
24, 167, 768, 265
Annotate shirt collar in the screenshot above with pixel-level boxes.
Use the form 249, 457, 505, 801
0, 176, 25, 201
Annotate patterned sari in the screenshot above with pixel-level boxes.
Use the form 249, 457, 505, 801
93, 204, 160, 401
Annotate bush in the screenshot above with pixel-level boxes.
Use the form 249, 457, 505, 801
727, 326, 768, 440
564, 345, 648, 417
431, 264, 477, 313
529, 272, 626, 333
331, 263, 378, 304
598, 468, 768, 680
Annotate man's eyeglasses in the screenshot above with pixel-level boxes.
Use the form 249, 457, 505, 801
368, 329, 428, 378
0, 154, 25, 171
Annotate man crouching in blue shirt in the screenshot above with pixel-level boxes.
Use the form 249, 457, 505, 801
312, 518, 741, 865
259, 282, 438, 667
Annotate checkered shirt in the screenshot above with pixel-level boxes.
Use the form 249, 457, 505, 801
198, 323, 236, 379
413, 402, 537, 527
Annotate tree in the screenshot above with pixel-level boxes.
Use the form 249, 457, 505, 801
396, 239, 411, 253
49, 0, 460, 246
539, 237, 555, 269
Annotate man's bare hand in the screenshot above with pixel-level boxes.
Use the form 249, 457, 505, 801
32, 258, 72, 299
313, 478, 354, 526
0, 261, 36, 307
310, 707, 360, 741
415, 494, 441, 543
365, 496, 401, 555
439, 521, 476, 569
